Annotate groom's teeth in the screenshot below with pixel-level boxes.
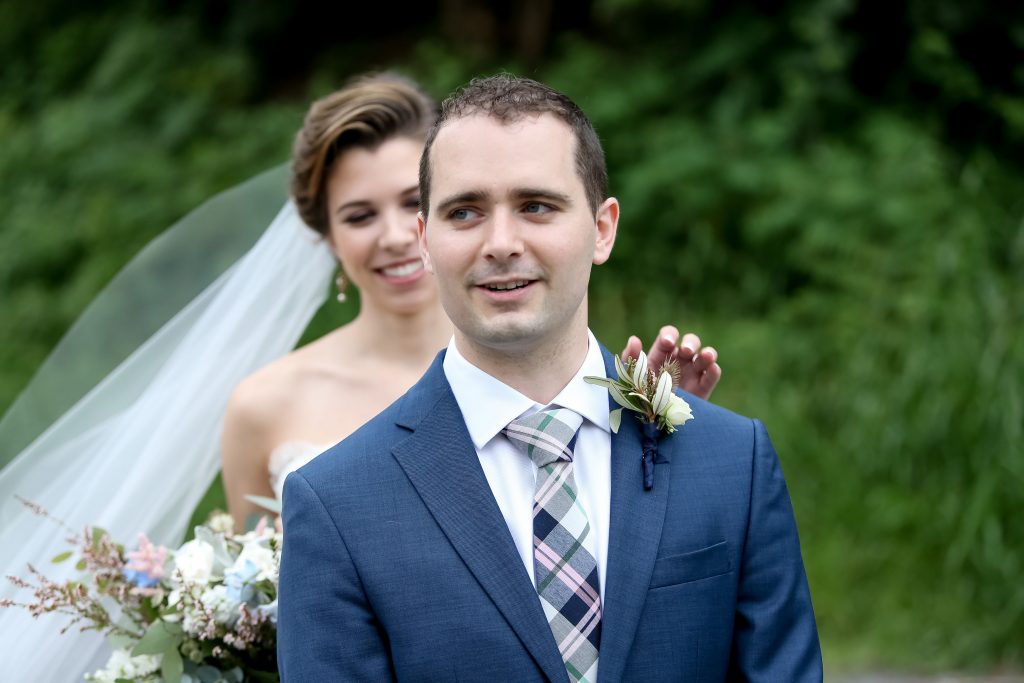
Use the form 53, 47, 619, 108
381, 262, 423, 277
487, 281, 529, 291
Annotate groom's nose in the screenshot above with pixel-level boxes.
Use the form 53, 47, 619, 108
481, 208, 524, 261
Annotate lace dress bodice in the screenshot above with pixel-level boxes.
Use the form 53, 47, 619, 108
268, 441, 332, 501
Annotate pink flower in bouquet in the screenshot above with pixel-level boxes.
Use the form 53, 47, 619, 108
123, 533, 168, 594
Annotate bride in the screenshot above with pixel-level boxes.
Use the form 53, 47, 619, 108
0, 72, 720, 680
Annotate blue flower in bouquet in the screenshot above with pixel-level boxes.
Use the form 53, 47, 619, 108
224, 559, 260, 604
258, 599, 278, 624
122, 568, 161, 589
224, 539, 277, 605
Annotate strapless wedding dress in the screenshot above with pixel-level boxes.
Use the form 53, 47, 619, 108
268, 441, 331, 501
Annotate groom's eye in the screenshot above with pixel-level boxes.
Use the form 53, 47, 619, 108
449, 207, 479, 221
523, 202, 553, 215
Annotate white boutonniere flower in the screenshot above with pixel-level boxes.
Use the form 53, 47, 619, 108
585, 350, 694, 435
585, 350, 694, 490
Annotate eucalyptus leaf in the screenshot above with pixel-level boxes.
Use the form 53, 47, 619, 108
132, 620, 183, 656
161, 647, 184, 683
244, 494, 282, 515
108, 633, 135, 651
195, 664, 223, 683
51, 550, 73, 564
75, 559, 87, 571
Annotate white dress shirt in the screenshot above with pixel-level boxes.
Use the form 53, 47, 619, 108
443, 330, 612, 592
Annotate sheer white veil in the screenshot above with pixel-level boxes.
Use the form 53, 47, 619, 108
0, 165, 336, 681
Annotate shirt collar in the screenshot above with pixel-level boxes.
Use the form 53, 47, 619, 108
443, 330, 611, 450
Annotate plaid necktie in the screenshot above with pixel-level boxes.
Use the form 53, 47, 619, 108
504, 407, 601, 683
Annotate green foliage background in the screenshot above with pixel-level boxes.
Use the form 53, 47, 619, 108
1, 0, 1021, 673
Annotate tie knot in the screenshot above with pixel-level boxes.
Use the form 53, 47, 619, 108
504, 407, 584, 468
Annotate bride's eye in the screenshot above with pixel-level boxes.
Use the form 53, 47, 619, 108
344, 212, 374, 226
404, 196, 422, 211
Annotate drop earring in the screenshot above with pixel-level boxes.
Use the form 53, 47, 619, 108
335, 272, 348, 303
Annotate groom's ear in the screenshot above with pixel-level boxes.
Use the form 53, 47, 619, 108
417, 211, 434, 273
592, 197, 619, 266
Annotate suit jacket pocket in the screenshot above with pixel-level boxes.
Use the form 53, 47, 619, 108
649, 540, 731, 589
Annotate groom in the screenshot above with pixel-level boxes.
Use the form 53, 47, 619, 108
277, 75, 822, 681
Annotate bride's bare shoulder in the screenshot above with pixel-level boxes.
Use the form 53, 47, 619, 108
226, 329, 356, 424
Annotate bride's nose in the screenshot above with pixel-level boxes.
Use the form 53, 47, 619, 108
379, 208, 417, 250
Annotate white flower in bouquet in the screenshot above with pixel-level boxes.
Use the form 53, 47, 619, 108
172, 539, 216, 585
205, 511, 236, 536
179, 584, 239, 636
233, 541, 277, 583
85, 648, 161, 683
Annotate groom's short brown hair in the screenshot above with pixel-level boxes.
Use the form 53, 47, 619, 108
418, 74, 608, 218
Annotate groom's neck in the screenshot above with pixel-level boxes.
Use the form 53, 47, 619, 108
453, 322, 591, 406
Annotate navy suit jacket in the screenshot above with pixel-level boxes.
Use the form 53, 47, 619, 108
278, 347, 822, 681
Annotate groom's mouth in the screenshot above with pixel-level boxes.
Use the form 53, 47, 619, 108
476, 278, 537, 301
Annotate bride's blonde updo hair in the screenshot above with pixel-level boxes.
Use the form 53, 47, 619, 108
290, 73, 438, 235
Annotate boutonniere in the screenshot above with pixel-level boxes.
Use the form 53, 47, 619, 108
585, 351, 694, 490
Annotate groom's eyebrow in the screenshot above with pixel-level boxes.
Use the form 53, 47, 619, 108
435, 190, 487, 216
512, 188, 573, 207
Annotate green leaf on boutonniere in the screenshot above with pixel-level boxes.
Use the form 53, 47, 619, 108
628, 391, 652, 405
609, 407, 623, 433
609, 384, 638, 411
614, 354, 630, 382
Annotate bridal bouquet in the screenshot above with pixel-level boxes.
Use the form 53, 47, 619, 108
3, 504, 280, 682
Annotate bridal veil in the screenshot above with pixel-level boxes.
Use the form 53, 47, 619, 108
0, 166, 335, 681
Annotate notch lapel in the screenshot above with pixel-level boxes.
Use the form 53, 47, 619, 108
390, 359, 567, 683
595, 348, 673, 683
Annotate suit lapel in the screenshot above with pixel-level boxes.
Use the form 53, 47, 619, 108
390, 355, 567, 683
596, 348, 673, 683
